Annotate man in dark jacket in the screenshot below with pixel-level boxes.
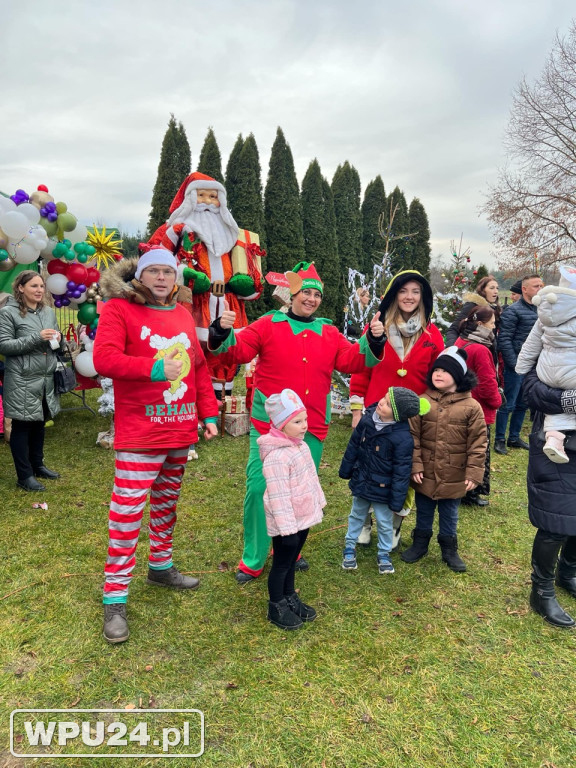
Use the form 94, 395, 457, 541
494, 275, 544, 454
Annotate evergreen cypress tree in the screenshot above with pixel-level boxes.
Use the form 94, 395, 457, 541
197, 127, 224, 183
361, 176, 386, 274
301, 160, 340, 322
408, 197, 431, 279
176, 120, 191, 182
331, 162, 363, 274
264, 127, 305, 309
472, 263, 489, 288
225, 134, 244, 221
147, 115, 191, 237
234, 134, 266, 321
385, 186, 411, 275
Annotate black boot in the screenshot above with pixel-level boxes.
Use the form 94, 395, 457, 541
103, 604, 129, 643
556, 537, 576, 598
437, 534, 467, 572
286, 592, 316, 621
400, 529, 433, 563
267, 598, 303, 630
530, 531, 575, 627
147, 566, 199, 590
17, 476, 46, 492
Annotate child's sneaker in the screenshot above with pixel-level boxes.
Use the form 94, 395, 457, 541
342, 547, 358, 570
378, 557, 395, 575
543, 431, 569, 464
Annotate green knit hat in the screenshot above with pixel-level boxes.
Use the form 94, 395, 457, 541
388, 387, 431, 422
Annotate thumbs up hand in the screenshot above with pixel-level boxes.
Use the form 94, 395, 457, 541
370, 310, 385, 338
219, 299, 236, 330
163, 348, 183, 381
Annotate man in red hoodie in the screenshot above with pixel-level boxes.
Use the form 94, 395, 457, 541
93, 248, 219, 644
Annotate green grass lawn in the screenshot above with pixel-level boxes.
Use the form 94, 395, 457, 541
1, 391, 575, 768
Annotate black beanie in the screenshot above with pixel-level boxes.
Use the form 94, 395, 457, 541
510, 280, 522, 294
430, 346, 468, 387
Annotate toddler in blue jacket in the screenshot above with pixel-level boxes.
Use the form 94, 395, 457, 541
340, 387, 430, 574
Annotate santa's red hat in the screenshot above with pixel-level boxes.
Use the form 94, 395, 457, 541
169, 172, 227, 213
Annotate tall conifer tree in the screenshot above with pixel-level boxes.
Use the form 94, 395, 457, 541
147, 115, 191, 236
197, 127, 224, 183
225, 133, 244, 221
331, 162, 363, 274
301, 159, 339, 322
408, 197, 431, 279
361, 176, 387, 274
386, 186, 411, 275
264, 127, 305, 309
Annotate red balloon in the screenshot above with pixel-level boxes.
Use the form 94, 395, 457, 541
85, 267, 100, 286
67, 263, 88, 284
47, 259, 67, 275
37, 184, 49, 192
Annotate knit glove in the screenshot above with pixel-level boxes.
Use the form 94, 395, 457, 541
228, 274, 256, 297
182, 268, 210, 294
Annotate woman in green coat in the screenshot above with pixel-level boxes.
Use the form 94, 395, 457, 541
0, 271, 62, 491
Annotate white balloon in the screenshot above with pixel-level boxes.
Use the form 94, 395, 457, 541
40, 236, 59, 258
46, 273, 68, 295
26, 225, 48, 249
74, 350, 97, 377
8, 240, 40, 264
66, 223, 88, 246
0, 211, 29, 239
75, 290, 88, 304
17, 203, 41, 225
0, 197, 16, 214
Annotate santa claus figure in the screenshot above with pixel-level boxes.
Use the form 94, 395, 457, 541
147, 171, 264, 395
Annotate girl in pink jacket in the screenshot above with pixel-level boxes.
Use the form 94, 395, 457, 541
258, 389, 326, 630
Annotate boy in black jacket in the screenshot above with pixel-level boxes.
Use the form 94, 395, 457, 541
340, 387, 429, 574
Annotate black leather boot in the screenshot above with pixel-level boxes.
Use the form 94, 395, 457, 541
400, 529, 433, 563
556, 536, 576, 599
103, 604, 129, 643
530, 532, 575, 627
147, 566, 199, 590
437, 534, 467, 572
286, 592, 316, 621
267, 598, 303, 630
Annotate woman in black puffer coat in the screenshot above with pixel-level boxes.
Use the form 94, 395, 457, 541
522, 368, 576, 628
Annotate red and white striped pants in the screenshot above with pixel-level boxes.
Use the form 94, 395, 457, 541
103, 448, 188, 603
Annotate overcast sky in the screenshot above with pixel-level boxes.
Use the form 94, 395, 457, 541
1, 0, 574, 269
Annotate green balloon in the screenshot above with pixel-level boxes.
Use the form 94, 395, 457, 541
77, 253, 88, 263
42, 219, 58, 237
85, 245, 96, 256
78, 303, 97, 324
0, 248, 9, 261
63, 238, 71, 248
53, 242, 67, 257
73, 242, 84, 254
55, 201, 68, 214
65, 249, 76, 261
58, 212, 77, 232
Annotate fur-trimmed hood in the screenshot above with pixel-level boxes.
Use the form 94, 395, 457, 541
462, 291, 490, 307
98, 257, 192, 306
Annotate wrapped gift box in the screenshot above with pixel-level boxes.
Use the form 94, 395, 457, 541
231, 230, 264, 277
224, 395, 247, 414
224, 412, 251, 437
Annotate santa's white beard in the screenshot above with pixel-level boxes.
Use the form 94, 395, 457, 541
169, 202, 238, 258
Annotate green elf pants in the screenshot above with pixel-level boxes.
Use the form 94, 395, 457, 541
238, 427, 323, 577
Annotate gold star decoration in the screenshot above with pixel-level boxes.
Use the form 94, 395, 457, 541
86, 226, 123, 270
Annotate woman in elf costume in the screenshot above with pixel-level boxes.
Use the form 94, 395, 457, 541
209, 261, 386, 583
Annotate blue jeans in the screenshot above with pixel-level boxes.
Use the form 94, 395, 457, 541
495, 366, 527, 442
345, 496, 393, 559
414, 492, 460, 537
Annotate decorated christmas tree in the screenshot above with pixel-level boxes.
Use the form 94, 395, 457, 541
432, 235, 474, 329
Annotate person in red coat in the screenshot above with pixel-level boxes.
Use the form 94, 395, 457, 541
349, 270, 444, 546
455, 305, 502, 507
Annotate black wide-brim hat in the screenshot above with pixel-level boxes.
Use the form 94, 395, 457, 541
378, 270, 434, 322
